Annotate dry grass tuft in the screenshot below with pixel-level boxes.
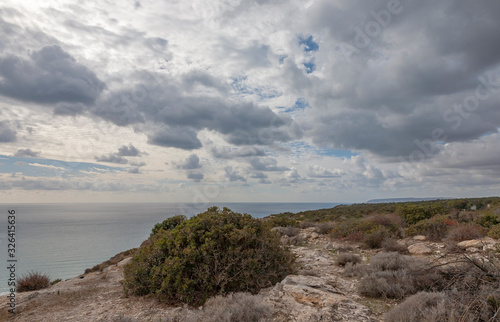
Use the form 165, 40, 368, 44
17, 271, 51, 292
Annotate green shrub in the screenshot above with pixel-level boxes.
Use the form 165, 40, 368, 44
406, 215, 450, 241
17, 271, 51, 292
477, 212, 500, 228
123, 207, 296, 306
363, 226, 391, 249
150, 215, 186, 236
488, 224, 500, 239
51, 278, 62, 285
397, 204, 443, 225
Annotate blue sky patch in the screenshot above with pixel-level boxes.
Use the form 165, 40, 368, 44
231, 76, 282, 100
282, 98, 311, 113
0, 155, 126, 178
298, 35, 319, 52
286, 142, 358, 159
304, 60, 316, 74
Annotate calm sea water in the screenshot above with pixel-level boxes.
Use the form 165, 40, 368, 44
0, 202, 338, 294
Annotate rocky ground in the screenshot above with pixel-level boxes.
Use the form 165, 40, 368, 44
1, 228, 498, 322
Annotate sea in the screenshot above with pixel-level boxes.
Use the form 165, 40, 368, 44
0, 202, 338, 295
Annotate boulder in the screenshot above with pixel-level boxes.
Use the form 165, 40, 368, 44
408, 243, 432, 255
413, 235, 427, 241
457, 240, 483, 249
269, 275, 373, 321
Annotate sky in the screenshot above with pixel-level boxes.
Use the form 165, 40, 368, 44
0, 0, 499, 204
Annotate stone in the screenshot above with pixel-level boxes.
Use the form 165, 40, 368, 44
457, 240, 483, 249
413, 235, 427, 241
408, 243, 432, 255
310, 232, 320, 240
269, 275, 373, 321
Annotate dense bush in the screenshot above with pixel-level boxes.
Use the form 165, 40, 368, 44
17, 271, 51, 292
123, 207, 296, 306
406, 215, 452, 241
331, 214, 402, 248
150, 215, 186, 236
446, 223, 484, 242
397, 204, 444, 225
488, 224, 500, 239
357, 252, 440, 298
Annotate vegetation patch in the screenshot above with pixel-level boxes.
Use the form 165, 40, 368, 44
123, 207, 296, 306
17, 271, 51, 292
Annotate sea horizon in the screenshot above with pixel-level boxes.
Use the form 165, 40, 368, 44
0, 202, 340, 295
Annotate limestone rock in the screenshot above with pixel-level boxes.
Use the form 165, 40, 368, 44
413, 235, 427, 241
269, 275, 373, 321
408, 243, 432, 255
457, 240, 483, 248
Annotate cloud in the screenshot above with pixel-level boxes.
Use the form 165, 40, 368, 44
248, 157, 289, 172
53, 102, 86, 116
211, 146, 267, 159
117, 144, 142, 157
14, 149, 40, 158
307, 165, 344, 178
130, 161, 147, 167
177, 154, 201, 170
148, 127, 202, 150
95, 154, 128, 164
94, 73, 302, 149
0, 45, 105, 106
286, 0, 500, 159
225, 166, 246, 182
187, 172, 204, 181
0, 121, 16, 142
128, 167, 140, 174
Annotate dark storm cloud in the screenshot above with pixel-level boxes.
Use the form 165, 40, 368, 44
95, 73, 301, 150
148, 127, 202, 150
211, 146, 267, 159
0, 121, 16, 142
14, 149, 40, 158
95, 154, 128, 164
54, 103, 86, 116
0, 45, 105, 105
296, 0, 500, 159
117, 144, 142, 157
177, 154, 201, 170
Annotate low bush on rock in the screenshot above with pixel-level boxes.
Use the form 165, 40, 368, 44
385, 292, 451, 322
355, 252, 440, 298
123, 207, 296, 306
336, 253, 362, 267
181, 292, 272, 322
